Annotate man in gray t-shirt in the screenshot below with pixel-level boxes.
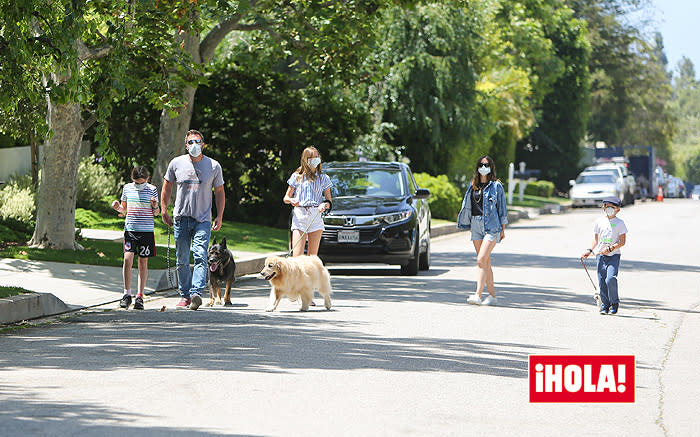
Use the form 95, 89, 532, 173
161, 129, 225, 310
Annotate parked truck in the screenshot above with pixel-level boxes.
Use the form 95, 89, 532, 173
594, 145, 657, 200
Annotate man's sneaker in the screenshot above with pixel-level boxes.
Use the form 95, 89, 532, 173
482, 295, 497, 306
467, 294, 482, 305
609, 303, 619, 315
119, 294, 132, 309
133, 296, 144, 310
176, 297, 191, 309
599, 305, 609, 315
190, 294, 202, 311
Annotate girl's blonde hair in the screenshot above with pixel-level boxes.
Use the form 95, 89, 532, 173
295, 146, 322, 181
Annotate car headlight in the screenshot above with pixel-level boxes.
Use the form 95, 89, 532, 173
379, 210, 413, 224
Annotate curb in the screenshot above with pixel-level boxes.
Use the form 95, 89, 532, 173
0, 292, 73, 325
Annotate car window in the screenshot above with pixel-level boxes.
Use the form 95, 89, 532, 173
406, 168, 417, 193
326, 168, 405, 197
576, 174, 617, 184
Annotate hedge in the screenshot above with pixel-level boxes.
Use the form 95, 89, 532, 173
413, 173, 462, 220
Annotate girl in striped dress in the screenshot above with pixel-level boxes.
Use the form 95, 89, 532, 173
283, 147, 333, 257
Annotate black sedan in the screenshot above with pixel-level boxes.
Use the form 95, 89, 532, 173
318, 161, 431, 275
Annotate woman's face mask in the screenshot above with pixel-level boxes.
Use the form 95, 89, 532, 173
308, 157, 321, 169
478, 166, 491, 176
605, 206, 616, 217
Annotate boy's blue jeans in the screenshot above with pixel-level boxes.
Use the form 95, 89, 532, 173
597, 254, 620, 308
174, 216, 211, 298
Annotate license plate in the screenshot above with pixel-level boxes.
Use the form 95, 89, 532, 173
337, 230, 360, 243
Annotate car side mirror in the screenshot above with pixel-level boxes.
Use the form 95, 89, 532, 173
569, 180, 576, 187
414, 188, 430, 199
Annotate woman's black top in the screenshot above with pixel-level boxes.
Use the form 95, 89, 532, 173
471, 182, 486, 216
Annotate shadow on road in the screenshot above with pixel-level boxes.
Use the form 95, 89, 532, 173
430, 251, 700, 273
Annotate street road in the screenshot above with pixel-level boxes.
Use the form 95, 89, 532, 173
1, 199, 698, 436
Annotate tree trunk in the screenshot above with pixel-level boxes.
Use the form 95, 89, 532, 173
152, 85, 197, 189
152, 31, 201, 191
30, 129, 39, 190
28, 99, 84, 250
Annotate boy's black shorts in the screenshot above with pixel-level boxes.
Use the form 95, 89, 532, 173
123, 231, 156, 258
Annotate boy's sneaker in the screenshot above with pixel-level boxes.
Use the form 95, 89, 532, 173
133, 296, 144, 310
467, 294, 482, 305
609, 303, 619, 315
176, 297, 191, 309
190, 294, 202, 311
599, 305, 609, 315
119, 294, 132, 309
482, 295, 497, 306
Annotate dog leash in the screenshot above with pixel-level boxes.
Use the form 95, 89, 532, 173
580, 256, 597, 291
286, 207, 324, 258
167, 225, 175, 289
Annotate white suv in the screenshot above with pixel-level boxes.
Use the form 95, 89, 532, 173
584, 163, 636, 205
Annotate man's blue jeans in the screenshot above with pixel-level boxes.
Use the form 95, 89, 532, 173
597, 254, 621, 307
174, 217, 211, 298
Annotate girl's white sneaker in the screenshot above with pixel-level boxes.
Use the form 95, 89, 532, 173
482, 295, 497, 306
467, 294, 482, 305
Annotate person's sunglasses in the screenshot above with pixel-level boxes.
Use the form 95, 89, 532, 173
186, 139, 203, 145
479, 162, 490, 168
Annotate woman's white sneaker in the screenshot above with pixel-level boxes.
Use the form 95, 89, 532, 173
482, 295, 496, 306
467, 294, 482, 305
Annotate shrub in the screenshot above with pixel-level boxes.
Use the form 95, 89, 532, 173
0, 175, 36, 223
414, 173, 462, 220
512, 180, 555, 198
77, 156, 121, 209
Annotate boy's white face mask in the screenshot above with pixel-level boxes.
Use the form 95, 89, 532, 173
605, 206, 616, 217
308, 157, 321, 169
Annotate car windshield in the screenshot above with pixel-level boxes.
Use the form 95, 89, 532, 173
326, 168, 405, 197
576, 174, 616, 184
693, 186, 700, 194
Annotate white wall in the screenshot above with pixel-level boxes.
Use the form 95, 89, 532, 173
0, 142, 90, 183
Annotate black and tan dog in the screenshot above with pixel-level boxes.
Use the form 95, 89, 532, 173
207, 237, 236, 306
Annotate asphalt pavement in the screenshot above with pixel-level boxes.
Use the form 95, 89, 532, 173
2, 200, 698, 435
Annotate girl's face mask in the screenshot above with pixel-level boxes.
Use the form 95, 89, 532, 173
308, 157, 321, 169
134, 182, 147, 191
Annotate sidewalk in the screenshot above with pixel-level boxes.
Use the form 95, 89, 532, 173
0, 204, 567, 324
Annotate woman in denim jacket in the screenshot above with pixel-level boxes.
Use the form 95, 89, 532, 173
457, 155, 508, 305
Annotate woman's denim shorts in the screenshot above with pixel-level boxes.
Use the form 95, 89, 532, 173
470, 215, 501, 243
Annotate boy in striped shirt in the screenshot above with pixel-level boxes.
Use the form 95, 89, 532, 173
111, 166, 160, 310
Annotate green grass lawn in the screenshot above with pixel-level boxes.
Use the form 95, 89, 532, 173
0, 286, 29, 298
0, 209, 289, 268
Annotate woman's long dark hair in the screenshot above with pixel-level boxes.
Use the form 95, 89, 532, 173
471, 155, 499, 188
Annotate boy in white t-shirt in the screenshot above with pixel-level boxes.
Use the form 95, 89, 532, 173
581, 197, 628, 315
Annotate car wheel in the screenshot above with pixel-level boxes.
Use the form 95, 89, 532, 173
419, 232, 430, 271
400, 229, 420, 276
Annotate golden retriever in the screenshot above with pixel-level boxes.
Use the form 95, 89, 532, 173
259, 255, 332, 312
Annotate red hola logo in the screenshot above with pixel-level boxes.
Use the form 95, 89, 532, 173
529, 355, 635, 403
